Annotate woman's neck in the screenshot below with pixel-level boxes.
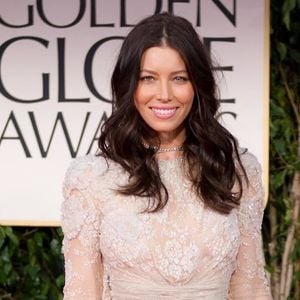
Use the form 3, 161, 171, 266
155, 129, 185, 160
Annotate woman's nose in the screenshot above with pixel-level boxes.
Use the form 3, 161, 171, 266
157, 80, 173, 102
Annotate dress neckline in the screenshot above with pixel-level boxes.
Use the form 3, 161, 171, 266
156, 156, 184, 166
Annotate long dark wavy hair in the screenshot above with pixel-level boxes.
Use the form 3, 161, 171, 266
98, 12, 247, 214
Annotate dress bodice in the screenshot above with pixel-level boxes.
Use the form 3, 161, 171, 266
61, 153, 272, 299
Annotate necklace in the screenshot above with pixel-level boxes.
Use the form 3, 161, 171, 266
142, 142, 184, 153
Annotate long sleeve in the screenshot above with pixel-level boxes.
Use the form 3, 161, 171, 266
229, 153, 272, 299
61, 157, 103, 300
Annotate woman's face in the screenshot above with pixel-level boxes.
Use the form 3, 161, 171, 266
134, 46, 194, 143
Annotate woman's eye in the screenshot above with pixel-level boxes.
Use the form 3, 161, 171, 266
140, 75, 155, 81
173, 76, 188, 83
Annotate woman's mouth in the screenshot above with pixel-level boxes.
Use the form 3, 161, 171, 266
151, 107, 177, 119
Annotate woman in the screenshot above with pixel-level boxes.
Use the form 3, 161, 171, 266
61, 13, 272, 299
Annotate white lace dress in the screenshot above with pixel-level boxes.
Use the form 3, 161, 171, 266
61, 152, 272, 299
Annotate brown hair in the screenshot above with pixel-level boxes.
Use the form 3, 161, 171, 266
98, 12, 247, 214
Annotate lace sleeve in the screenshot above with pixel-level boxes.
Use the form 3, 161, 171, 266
61, 156, 104, 300
228, 153, 272, 299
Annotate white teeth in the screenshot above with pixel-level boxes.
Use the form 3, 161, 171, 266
152, 108, 176, 115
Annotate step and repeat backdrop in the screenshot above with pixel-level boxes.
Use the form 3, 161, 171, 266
0, 0, 269, 225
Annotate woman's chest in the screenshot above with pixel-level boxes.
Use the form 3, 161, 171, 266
98, 189, 240, 280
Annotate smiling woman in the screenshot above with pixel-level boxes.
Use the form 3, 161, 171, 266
134, 46, 194, 156
60, 12, 272, 300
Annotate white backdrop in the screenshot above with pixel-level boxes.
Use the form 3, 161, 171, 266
0, 0, 269, 225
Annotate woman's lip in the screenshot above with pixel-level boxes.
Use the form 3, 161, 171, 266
150, 107, 178, 119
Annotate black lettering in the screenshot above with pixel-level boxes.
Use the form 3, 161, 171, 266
86, 112, 108, 154
168, 0, 190, 14
36, 0, 86, 28
120, 0, 134, 27
84, 36, 124, 103
154, 0, 163, 14
0, 36, 49, 103
57, 38, 89, 103
220, 98, 235, 103
0, 5, 34, 28
196, 0, 201, 27
91, 0, 114, 27
211, 0, 236, 26
0, 111, 31, 157
29, 111, 90, 158
197, 0, 236, 27
120, 0, 163, 26
218, 111, 237, 119
203, 37, 235, 71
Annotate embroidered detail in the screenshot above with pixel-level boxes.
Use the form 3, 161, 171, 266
61, 152, 272, 299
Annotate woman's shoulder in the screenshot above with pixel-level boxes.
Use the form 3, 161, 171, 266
235, 149, 265, 231
237, 148, 262, 176
66, 153, 109, 175
63, 153, 112, 192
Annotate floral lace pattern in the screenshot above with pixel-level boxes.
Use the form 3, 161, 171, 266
61, 152, 272, 299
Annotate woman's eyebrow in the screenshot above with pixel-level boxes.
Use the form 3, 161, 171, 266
140, 69, 188, 74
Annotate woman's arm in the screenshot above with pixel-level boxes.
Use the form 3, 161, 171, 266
228, 153, 272, 299
61, 158, 103, 299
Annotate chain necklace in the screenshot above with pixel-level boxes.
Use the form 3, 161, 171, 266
142, 142, 184, 153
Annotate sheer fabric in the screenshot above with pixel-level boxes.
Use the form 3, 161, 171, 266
61, 152, 272, 299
